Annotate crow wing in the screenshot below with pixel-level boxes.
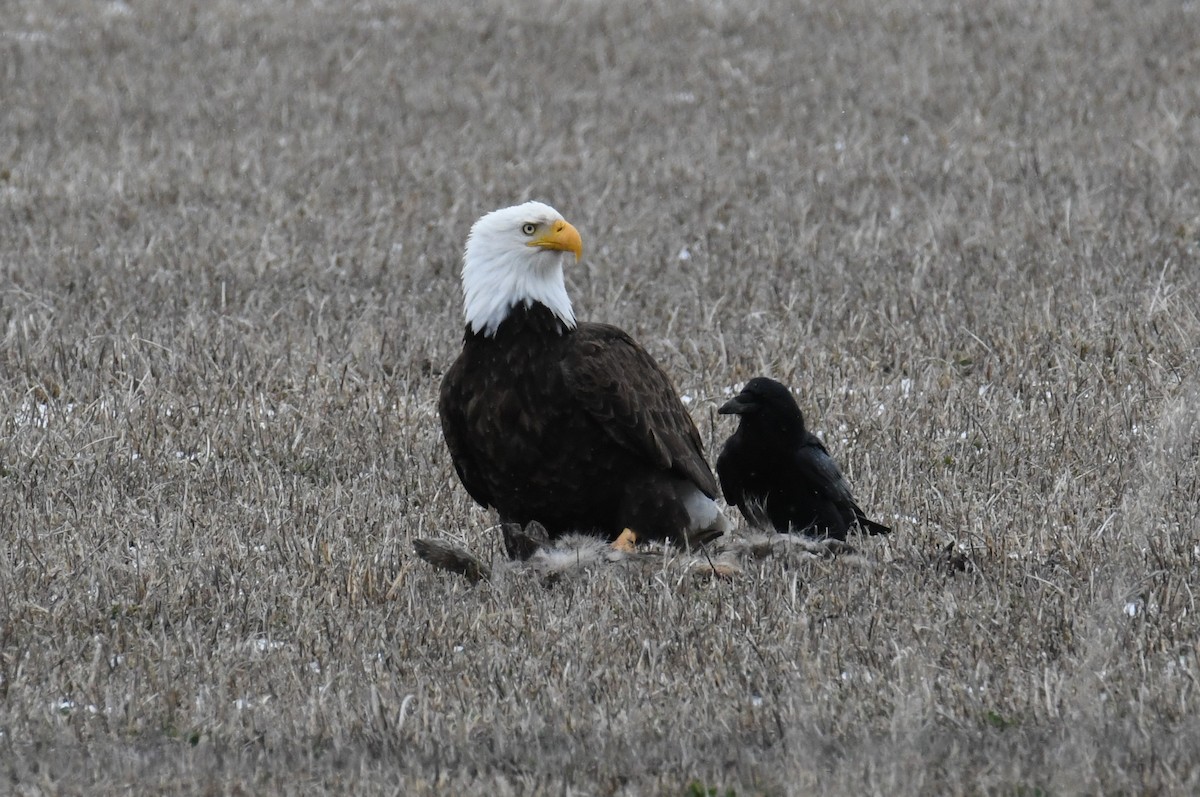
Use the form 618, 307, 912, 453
796, 432, 891, 534
794, 433, 856, 506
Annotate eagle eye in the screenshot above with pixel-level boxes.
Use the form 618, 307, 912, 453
521, 222, 537, 236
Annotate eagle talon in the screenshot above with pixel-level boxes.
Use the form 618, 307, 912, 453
612, 528, 639, 553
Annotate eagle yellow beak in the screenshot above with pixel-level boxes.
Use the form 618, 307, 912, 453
528, 219, 582, 262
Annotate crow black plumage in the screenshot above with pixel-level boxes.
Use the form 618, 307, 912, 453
716, 377, 891, 541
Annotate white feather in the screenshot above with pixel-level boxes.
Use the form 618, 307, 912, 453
683, 487, 732, 535
461, 201, 577, 337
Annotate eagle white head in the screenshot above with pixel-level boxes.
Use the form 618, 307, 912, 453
461, 201, 582, 337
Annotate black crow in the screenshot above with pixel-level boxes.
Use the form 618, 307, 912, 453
717, 377, 891, 540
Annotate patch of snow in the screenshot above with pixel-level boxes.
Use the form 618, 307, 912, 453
54, 700, 100, 715
14, 399, 77, 428
1, 30, 52, 43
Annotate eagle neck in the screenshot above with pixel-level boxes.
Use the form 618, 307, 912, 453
464, 302, 575, 343
462, 249, 577, 337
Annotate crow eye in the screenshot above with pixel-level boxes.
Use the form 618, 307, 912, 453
521, 223, 537, 236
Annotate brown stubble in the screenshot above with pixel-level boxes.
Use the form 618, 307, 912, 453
1, 0, 1199, 794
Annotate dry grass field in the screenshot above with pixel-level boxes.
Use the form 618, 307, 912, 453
3, 0, 1199, 793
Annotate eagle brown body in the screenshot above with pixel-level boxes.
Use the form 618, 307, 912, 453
437, 201, 729, 551
439, 303, 719, 542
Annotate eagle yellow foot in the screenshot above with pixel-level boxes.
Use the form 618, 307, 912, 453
612, 528, 639, 553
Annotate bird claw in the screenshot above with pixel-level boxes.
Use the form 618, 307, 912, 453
611, 528, 639, 553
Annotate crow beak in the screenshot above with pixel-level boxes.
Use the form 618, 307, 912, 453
718, 394, 757, 415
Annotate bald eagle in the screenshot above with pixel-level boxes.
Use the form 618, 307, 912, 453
438, 201, 730, 553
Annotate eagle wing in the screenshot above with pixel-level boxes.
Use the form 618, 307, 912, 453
438, 356, 494, 510
563, 322, 718, 496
